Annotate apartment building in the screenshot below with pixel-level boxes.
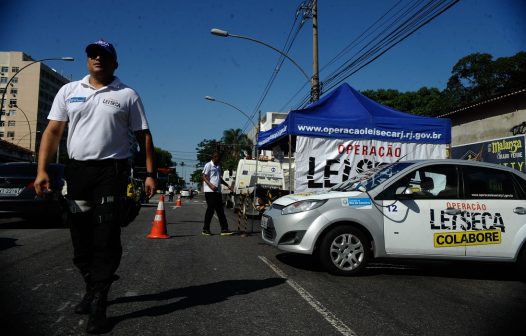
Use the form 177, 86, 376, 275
0, 52, 70, 156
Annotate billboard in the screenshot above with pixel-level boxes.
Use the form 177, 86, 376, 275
295, 137, 447, 192
451, 135, 526, 173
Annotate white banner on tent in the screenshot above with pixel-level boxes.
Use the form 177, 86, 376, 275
295, 137, 447, 192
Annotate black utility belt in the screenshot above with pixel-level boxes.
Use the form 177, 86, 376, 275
68, 158, 129, 167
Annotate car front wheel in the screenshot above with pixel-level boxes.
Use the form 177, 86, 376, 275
319, 225, 371, 275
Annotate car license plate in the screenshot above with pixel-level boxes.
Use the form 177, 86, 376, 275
0, 187, 23, 196
261, 216, 269, 229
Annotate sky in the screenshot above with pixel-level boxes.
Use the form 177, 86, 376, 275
2, 0, 525, 182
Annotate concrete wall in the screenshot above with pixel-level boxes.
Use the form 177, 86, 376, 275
449, 90, 526, 146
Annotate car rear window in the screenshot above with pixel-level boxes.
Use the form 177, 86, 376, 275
0, 164, 37, 176
0, 163, 64, 178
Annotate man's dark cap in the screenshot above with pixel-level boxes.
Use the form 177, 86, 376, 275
85, 39, 117, 60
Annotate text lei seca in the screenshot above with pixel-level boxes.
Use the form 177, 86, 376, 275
430, 202, 504, 248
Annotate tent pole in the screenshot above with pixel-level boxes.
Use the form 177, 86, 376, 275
288, 134, 292, 193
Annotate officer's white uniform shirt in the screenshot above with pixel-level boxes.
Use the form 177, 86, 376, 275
202, 160, 222, 193
48, 75, 149, 160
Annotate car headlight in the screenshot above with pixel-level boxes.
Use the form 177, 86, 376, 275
281, 199, 327, 215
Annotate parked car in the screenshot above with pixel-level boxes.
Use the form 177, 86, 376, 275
180, 189, 191, 197
0, 162, 68, 224
261, 159, 526, 277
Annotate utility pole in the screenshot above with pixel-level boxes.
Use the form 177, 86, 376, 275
311, 0, 320, 102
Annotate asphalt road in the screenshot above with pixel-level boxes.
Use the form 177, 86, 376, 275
0, 194, 524, 336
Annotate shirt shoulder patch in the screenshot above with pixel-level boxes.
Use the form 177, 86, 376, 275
67, 97, 86, 103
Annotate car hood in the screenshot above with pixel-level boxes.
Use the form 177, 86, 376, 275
273, 190, 364, 206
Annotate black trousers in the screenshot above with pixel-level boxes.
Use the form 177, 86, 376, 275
65, 159, 129, 284
203, 192, 228, 231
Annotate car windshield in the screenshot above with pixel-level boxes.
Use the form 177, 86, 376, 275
330, 162, 415, 192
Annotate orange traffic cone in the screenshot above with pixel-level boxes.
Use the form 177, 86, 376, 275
147, 195, 170, 239
175, 194, 182, 207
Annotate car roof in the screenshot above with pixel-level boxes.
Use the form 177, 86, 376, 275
0, 162, 64, 175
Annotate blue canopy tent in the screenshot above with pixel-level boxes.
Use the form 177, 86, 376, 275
258, 83, 451, 150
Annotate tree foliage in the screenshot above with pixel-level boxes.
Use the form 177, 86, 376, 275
195, 139, 219, 166
154, 147, 173, 168
361, 51, 526, 116
195, 130, 253, 172
221, 128, 253, 171
190, 168, 202, 185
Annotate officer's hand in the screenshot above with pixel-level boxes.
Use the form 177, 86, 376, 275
34, 172, 51, 197
145, 177, 156, 199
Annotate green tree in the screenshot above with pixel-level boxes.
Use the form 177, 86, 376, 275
444, 51, 526, 110
190, 167, 202, 188
196, 139, 220, 165
446, 52, 495, 105
154, 147, 173, 168
493, 51, 526, 93
221, 128, 253, 171
362, 51, 526, 116
362, 88, 443, 116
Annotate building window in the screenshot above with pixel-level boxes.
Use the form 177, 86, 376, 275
1, 66, 8, 73
0, 131, 4, 137
7, 131, 15, 138
7, 121, 15, 127
0, 121, 4, 127
11, 67, 19, 72
0, 88, 4, 94
7, 109, 16, 116
10, 88, 18, 95
0, 77, 7, 84
11, 77, 18, 84
9, 99, 16, 106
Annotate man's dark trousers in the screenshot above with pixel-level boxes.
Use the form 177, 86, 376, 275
203, 192, 228, 231
65, 159, 129, 284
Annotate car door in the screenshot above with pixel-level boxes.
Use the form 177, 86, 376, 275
377, 164, 466, 256
462, 165, 526, 258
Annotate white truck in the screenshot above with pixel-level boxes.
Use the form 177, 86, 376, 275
233, 159, 288, 216
221, 169, 236, 208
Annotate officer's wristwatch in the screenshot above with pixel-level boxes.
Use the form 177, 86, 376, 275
145, 172, 156, 178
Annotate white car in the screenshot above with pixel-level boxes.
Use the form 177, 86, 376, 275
180, 189, 191, 197
261, 160, 526, 276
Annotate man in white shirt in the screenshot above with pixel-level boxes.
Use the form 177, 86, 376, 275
34, 39, 156, 334
202, 152, 233, 236
168, 184, 175, 202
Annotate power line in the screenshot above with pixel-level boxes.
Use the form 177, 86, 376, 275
240, 0, 313, 133
286, 0, 459, 110
324, 0, 459, 93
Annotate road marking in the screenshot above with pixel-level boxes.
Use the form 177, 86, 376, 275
258, 256, 358, 336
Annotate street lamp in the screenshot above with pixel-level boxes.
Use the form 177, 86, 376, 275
204, 95, 260, 234
204, 96, 257, 128
10, 104, 32, 160
211, 28, 310, 82
210, 27, 319, 101
15, 130, 40, 146
1, 56, 74, 116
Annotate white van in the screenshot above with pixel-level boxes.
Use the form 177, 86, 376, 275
233, 159, 287, 216
222, 169, 236, 207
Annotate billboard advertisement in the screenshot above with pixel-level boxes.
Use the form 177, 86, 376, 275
451, 135, 526, 173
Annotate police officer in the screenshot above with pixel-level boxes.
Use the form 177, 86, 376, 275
35, 39, 156, 334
